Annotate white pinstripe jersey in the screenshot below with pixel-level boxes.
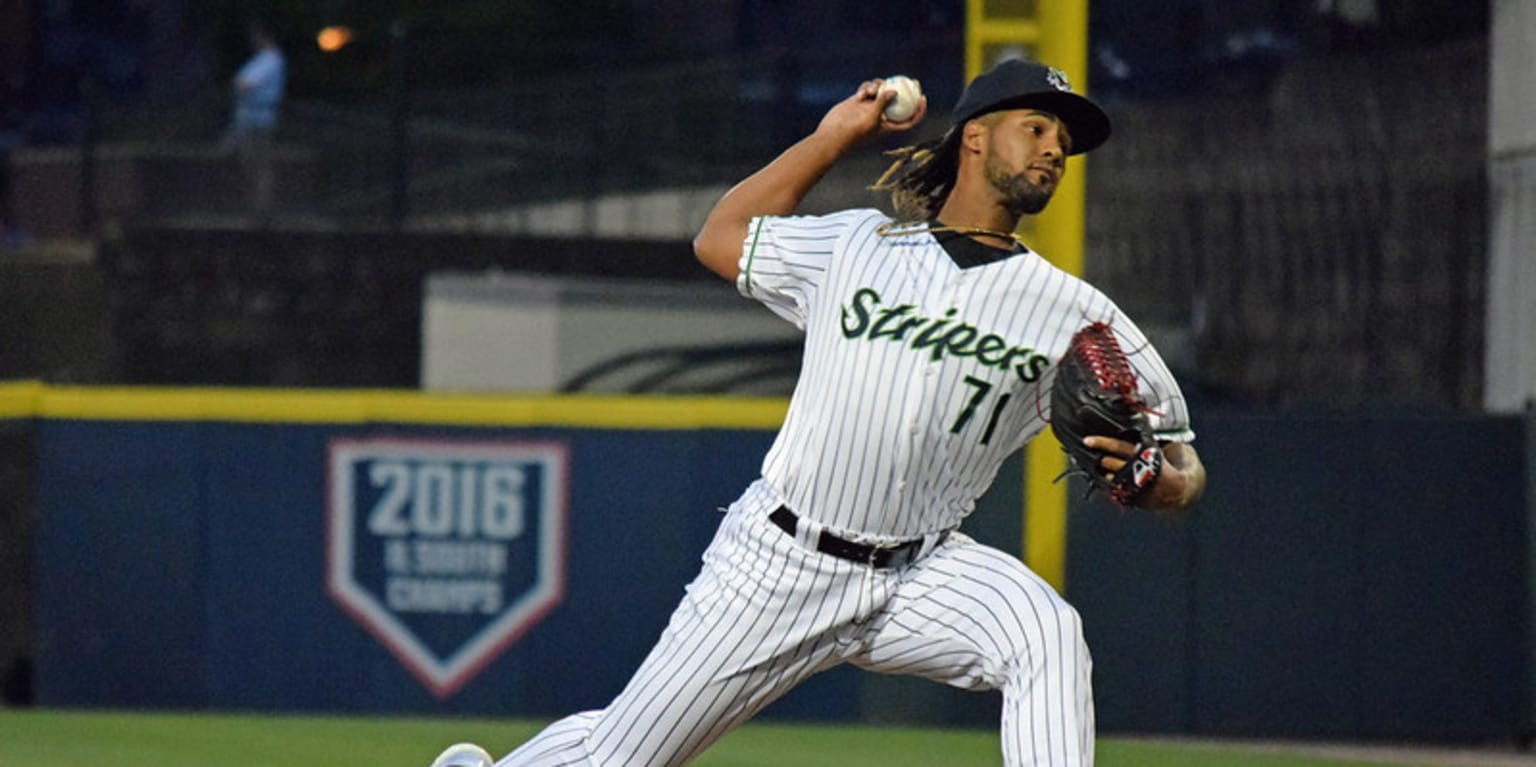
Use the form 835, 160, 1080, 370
738, 208, 1194, 544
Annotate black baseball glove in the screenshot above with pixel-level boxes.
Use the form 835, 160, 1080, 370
1049, 322, 1164, 507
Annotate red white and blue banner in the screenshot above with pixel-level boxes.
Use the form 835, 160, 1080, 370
327, 437, 569, 697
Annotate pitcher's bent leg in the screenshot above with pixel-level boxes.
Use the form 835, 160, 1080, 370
496, 502, 862, 767
855, 535, 1095, 766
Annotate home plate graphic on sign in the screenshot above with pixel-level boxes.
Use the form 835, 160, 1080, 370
326, 437, 569, 697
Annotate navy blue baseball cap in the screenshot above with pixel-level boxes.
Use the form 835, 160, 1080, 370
952, 58, 1112, 155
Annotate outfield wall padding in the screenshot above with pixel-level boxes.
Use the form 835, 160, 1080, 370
15, 391, 1531, 742
1070, 412, 1530, 742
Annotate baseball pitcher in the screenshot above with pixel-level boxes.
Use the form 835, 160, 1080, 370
432, 56, 1207, 767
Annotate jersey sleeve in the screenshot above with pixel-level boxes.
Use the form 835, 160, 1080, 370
737, 209, 878, 329
1107, 312, 1196, 443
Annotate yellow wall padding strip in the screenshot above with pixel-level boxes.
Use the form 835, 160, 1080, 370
0, 381, 789, 431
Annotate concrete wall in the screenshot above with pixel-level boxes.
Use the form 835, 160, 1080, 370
1485, 0, 1536, 412
422, 273, 800, 394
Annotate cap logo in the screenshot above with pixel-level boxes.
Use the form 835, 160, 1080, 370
1047, 67, 1072, 92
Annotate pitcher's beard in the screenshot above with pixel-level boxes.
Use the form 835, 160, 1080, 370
986, 162, 1055, 217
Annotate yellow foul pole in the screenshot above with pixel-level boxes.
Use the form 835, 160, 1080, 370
965, 0, 1090, 592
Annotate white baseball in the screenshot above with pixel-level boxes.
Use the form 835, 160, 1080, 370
880, 75, 922, 122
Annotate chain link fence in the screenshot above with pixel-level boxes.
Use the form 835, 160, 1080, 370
12, 34, 1490, 409
1084, 38, 1486, 409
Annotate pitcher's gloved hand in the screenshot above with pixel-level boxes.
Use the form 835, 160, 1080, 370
1049, 322, 1164, 506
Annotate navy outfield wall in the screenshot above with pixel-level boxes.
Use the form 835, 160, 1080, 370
12, 385, 1020, 725
7, 384, 1530, 741
1070, 411, 1531, 743
21, 388, 828, 717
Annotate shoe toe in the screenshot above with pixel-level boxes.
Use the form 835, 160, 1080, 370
429, 742, 495, 767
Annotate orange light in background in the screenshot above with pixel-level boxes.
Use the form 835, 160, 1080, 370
317, 26, 353, 53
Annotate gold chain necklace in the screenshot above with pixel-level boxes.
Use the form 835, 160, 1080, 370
875, 220, 1029, 250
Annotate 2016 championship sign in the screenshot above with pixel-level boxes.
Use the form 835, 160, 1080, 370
327, 437, 568, 697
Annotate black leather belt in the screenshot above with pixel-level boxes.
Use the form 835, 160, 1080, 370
769, 505, 935, 569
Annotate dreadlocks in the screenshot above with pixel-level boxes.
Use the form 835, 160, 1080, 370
870, 128, 961, 222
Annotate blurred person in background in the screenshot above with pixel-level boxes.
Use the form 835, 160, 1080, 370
220, 18, 285, 223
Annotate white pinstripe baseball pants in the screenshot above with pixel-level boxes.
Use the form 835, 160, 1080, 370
497, 482, 1095, 767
